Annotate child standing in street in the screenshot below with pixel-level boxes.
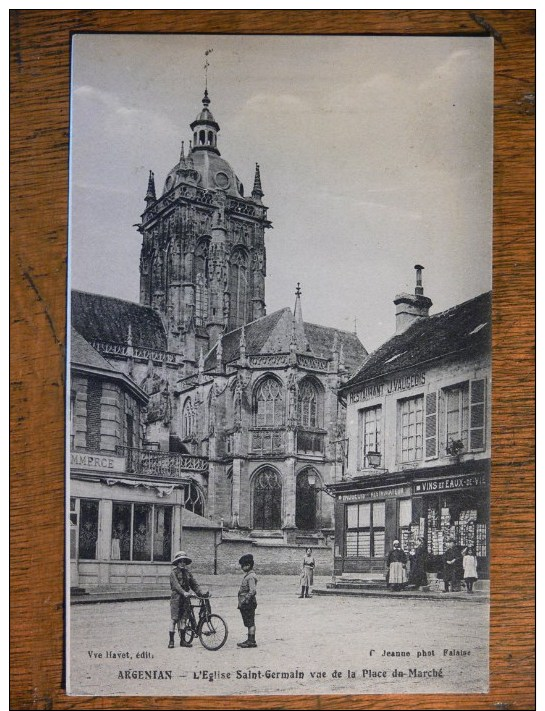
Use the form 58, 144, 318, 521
462, 546, 478, 593
237, 553, 258, 648
168, 550, 206, 648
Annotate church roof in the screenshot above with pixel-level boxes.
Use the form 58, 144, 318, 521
71, 290, 167, 351
204, 308, 368, 376
70, 326, 117, 372
70, 326, 148, 402
341, 291, 491, 391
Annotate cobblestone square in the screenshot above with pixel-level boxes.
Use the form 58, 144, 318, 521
69, 576, 488, 696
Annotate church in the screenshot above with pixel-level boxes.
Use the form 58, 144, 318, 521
69, 87, 367, 587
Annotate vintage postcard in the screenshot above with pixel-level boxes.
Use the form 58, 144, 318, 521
66, 34, 493, 696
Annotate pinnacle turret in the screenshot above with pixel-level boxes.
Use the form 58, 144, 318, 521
252, 162, 264, 201
145, 170, 156, 205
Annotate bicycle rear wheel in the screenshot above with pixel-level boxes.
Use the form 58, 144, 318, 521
198, 614, 228, 651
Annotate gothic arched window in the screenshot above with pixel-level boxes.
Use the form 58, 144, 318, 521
253, 467, 282, 530
194, 240, 209, 325
254, 377, 284, 427
230, 249, 248, 327
298, 379, 322, 428
296, 469, 319, 530
183, 482, 204, 516
182, 398, 195, 439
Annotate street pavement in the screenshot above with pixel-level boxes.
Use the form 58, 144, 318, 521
69, 575, 489, 697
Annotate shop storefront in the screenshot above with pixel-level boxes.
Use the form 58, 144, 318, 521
409, 463, 489, 577
330, 460, 489, 579
331, 475, 412, 576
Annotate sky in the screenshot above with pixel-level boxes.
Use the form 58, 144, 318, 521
69, 34, 493, 353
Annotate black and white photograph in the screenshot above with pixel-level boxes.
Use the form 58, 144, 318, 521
67, 34, 493, 696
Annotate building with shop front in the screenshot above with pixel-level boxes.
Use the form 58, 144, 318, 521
329, 269, 491, 583
70, 87, 367, 586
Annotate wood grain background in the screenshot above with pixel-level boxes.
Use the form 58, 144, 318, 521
10, 10, 535, 710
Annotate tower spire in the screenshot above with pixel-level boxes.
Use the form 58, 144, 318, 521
252, 162, 264, 201
145, 170, 156, 205
204, 48, 213, 92
292, 283, 310, 353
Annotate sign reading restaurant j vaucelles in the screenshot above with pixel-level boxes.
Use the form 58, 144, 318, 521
349, 371, 426, 403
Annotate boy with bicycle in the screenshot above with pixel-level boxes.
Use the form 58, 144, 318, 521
168, 550, 207, 648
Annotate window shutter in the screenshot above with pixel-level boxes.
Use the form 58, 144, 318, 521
469, 379, 486, 451
425, 391, 438, 458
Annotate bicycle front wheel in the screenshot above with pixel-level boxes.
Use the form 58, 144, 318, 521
198, 614, 228, 651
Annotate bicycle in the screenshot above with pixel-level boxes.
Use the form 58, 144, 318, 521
177, 594, 228, 651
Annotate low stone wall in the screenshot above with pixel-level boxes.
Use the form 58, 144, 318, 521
216, 540, 333, 576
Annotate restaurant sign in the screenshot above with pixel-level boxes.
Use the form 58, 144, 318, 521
338, 485, 411, 502
349, 371, 425, 403
413, 473, 487, 494
70, 452, 126, 473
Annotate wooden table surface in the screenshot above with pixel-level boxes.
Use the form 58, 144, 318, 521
10, 10, 535, 710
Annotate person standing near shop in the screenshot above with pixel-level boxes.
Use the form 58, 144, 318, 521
408, 537, 428, 590
443, 538, 463, 592
299, 547, 315, 598
237, 553, 258, 648
462, 546, 478, 593
386, 540, 407, 591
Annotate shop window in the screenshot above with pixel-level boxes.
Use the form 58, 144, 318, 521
398, 498, 413, 550
78, 499, 99, 560
398, 395, 424, 463
345, 501, 385, 558
425, 495, 487, 559
358, 405, 382, 469
111, 502, 173, 562
153, 506, 173, 562
254, 377, 284, 427
69, 498, 78, 559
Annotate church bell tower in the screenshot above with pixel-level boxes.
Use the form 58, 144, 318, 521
137, 89, 271, 368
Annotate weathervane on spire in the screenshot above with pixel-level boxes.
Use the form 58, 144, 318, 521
295, 282, 302, 298
204, 48, 214, 91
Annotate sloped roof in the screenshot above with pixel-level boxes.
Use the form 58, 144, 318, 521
342, 291, 491, 390
70, 327, 117, 372
71, 290, 167, 351
70, 327, 149, 402
204, 308, 367, 376
181, 508, 222, 530
305, 321, 368, 375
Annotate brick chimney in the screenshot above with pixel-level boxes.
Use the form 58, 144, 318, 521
394, 265, 433, 335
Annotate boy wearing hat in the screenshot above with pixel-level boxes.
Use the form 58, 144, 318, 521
237, 553, 258, 648
168, 551, 206, 648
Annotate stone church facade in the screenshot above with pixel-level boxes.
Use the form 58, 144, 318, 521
70, 89, 367, 583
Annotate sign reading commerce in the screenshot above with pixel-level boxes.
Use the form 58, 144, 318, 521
349, 372, 425, 403
71, 452, 126, 473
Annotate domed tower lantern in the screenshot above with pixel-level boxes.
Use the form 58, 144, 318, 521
190, 90, 221, 155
